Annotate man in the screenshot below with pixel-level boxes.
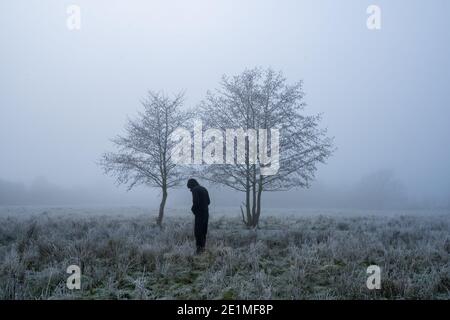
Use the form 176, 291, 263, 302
187, 178, 210, 254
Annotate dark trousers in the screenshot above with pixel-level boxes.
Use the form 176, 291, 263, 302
194, 212, 208, 249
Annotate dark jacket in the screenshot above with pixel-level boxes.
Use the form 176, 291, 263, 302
190, 185, 210, 216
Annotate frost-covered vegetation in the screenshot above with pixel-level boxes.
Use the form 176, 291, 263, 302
0, 207, 449, 299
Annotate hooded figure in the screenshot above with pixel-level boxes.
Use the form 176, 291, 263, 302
187, 178, 210, 254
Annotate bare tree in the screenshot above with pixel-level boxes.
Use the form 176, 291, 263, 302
199, 68, 334, 228
100, 91, 188, 226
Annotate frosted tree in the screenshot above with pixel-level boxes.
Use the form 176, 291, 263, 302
100, 91, 188, 226
199, 68, 334, 228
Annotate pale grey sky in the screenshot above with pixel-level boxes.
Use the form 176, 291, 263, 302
1, 0, 449, 205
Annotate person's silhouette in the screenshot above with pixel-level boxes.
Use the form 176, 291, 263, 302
187, 178, 210, 254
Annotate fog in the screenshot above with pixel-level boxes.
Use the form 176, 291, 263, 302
1, 0, 449, 209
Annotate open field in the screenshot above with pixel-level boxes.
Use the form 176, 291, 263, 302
0, 206, 449, 299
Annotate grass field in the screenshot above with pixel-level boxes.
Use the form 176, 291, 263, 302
0, 206, 449, 299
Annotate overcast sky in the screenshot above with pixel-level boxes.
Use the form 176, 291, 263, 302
1, 0, 449, 205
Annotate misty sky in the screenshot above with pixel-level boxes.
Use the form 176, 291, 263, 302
1, 0, 449, 204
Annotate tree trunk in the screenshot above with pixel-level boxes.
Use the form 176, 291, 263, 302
157, 187, 168, 227
254, 176, 263, 228
251, 164, 257, 227
245, 185, 251, 227
244, 164, 252, 227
